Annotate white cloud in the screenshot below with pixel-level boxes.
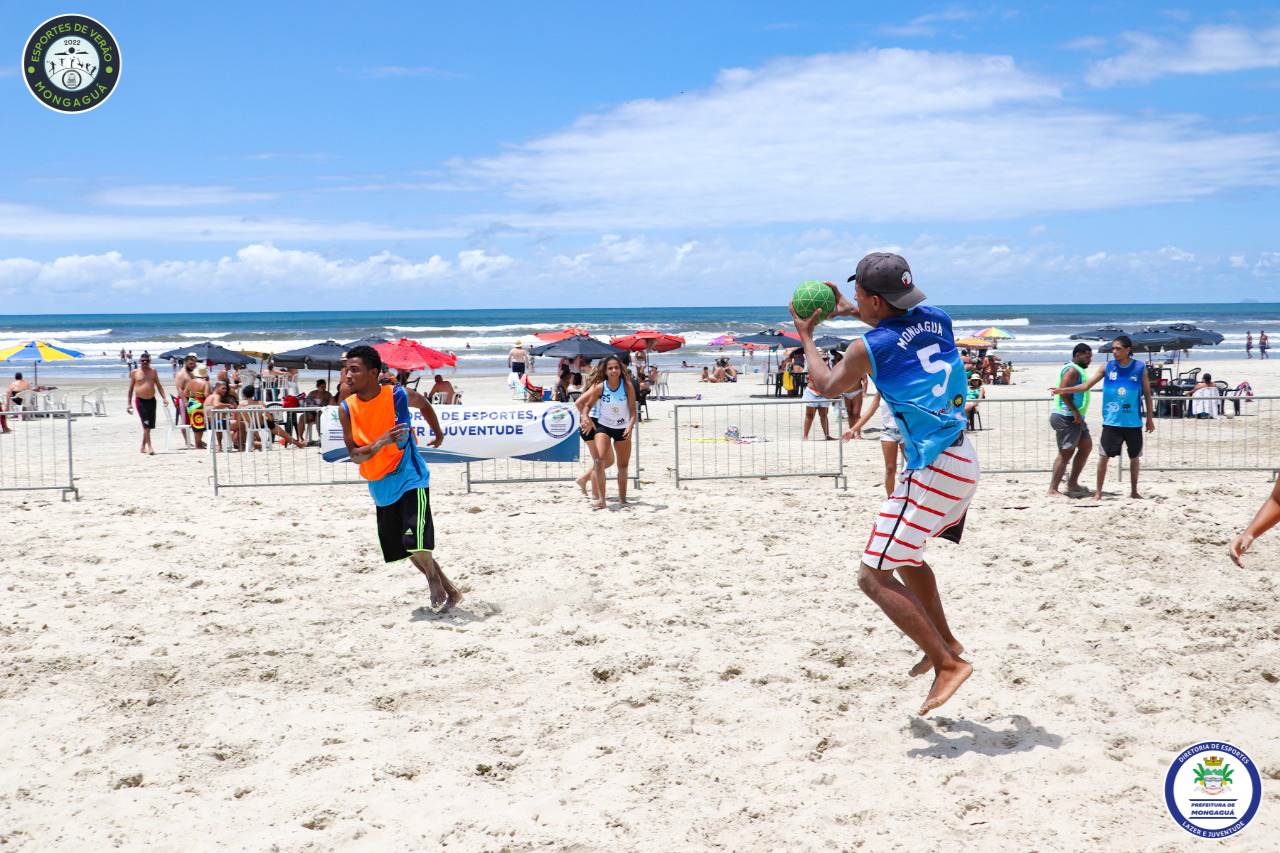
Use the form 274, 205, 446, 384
0, 202, 459, 241
1088, 24, 1280, 87
2, 234, 1277, 310
461, 48, 1280, 230
1062, 35, 1107, 51
880, 6, 977, 37
92, 184, 278, 207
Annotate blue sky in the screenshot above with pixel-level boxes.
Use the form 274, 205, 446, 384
1, 2, 1278, 312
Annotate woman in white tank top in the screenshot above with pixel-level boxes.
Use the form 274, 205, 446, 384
575, 355, 638, 509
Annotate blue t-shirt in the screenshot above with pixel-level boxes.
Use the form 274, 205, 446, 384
1101, 358, 1146, 427
343, 385, 431, 506
862, 305, 966, 470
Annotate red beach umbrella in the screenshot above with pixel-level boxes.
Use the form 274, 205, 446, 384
609, 330, 685, 353
375, 338, 457, 370
534, 328, 589, 342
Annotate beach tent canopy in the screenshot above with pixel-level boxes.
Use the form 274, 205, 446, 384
374, 338, 457, 371
1143, 324, 1224, 346
529, 336, 628, 360
157, 341, 251, 365
272, 340, 348, 370
811, 335, 852, 350
0, 339, 84, 385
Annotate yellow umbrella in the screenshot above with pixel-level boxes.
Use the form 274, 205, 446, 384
955, 337, 989, 348
0, 339, 84, 385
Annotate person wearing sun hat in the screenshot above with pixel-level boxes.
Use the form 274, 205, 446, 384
791, 252, 978, 719
508, 339, 530, 377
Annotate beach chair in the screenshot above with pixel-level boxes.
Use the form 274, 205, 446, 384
654, 371, 670, 400
636, 388, 650, 421
11, 390, 36, 412
522, 375, 547, 403
205, 409, 237, 453
42, 391, 68, 410
240, 407, 276, 452
80, 387, 107, 416
163, 394, 194, 451
1177, 367, 1201, 384
966, 407, 983, 431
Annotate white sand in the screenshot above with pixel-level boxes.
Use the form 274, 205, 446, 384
2, 358, 1279, 850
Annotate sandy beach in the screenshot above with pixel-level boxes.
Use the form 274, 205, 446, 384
2, 357, 1279, 851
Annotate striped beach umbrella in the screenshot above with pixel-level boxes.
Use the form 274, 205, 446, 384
0, 339, 84, 385
955, 337, 990, 348
975, 327, 1014, 340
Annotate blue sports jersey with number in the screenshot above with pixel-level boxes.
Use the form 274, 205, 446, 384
862, 305, 966, 470
1101, 358, 1146, 427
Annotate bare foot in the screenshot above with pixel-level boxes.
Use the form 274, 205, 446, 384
1092, 491, 1104, 502
440, 582, 463, 614
825, 435, 836, 441
918, 660, 973, 716
592, 500, 606, 510
1130, 492, 1144, 500
1046, 489, 1066, 499
909, 640, 965, 677
426, 574, 446, 610
575, 473, 589, 496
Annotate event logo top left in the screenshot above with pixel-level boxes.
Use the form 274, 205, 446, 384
23, 14, 120, 113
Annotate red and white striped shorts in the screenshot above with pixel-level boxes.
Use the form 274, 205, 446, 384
863, 435, 980, 571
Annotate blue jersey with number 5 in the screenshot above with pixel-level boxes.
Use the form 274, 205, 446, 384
862, 305, 966, 470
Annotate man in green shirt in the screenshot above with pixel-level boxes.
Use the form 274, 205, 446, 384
1047, 343, 1093, 498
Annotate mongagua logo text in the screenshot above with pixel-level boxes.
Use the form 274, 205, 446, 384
24, 14, 121, 113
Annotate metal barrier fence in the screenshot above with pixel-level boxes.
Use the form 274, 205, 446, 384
210, 406, 365, 494
672, 399, 846, 489
0, 409, 77, 500
967, 395, 1280, 475
464, 420, 641, 493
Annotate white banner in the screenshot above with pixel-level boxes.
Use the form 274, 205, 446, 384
320, 402, 580, 463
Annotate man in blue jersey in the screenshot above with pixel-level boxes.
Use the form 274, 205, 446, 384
1051, 335, 1154, 501
793, 253, 978, 717
1046, 343, 1094, 498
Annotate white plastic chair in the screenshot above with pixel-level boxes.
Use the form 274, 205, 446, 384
43, 391, 68, 410
11, 390, 36, 412
205, 409, 237, 453
241, 407, 275, 452
654, 371, 671, 399
163, 395, 194, 451
80, 387, 107, 415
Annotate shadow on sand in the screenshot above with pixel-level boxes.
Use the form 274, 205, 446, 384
907, 714, 1063, 759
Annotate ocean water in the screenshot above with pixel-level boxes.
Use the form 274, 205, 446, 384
1, 304, 1276, 380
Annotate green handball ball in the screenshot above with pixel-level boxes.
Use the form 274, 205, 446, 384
792, 279, 835, 323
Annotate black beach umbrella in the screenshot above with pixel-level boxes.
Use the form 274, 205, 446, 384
158, 340, 252, 365
272, 340, 348, 370
1160, 323, 1224, 346
812, 334, 852, 350
1101, 332, 1187, 354
342, 335, 390, 350
735, 330, 803, 347
529, 336, 629, 360
1069, 326, 1127, 341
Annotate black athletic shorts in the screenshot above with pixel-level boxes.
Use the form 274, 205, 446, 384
596, 423, 627, 442
581, 425, 598, 442
135, 397, 157, 429
375, 487, 434, 563
1100, 425, 1143, 459
512, 362, 526, 375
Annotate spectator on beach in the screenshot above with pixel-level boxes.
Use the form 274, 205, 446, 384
801, 383, 836, 441
1229, 478, 1280, 567
126, 354, 166, 455
571, 356, 586, 388
794, 253, 977, 716
185, 366, 211, 450
699, 366, 719, 383
553, 366, 573, 402
1246, 331, 1253, 359
1260, 330, 1270, 359
428, 374, 456, 404
8, 372, 31, 404
206, 380, 241, 451
1047, 343, 1094, 498
395, 368, 413, 387
174, 353, 198, 444
846, 391, 905, 497
237, 386, 307, 450
964, 375, 985, 419
297, 379, 335, 442
338, 344, 459, 612
1052, 335, 1154, 500
508, 340, 530, 376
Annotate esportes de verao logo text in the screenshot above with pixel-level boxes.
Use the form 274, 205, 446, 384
23, 14, 120, 113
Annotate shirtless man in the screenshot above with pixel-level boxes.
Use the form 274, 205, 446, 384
427, 374, 456, 404
206, 380, 241, 450
298, 379, 335, 441
508, 340, 530, 377
126, 353, 166, 455
174, 353, 198, 448
237, 386, 307, 450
